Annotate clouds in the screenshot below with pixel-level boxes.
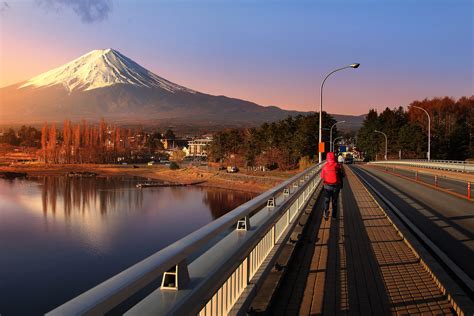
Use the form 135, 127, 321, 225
0, 1, 10, 14
37, 0, 113, 23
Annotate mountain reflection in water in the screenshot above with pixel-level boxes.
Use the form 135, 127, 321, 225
0, 176, 256, 315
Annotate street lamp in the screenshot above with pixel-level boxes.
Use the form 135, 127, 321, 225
374, 130, 388, 160
319, 63, 360, 163
330, 121, 346, 152
410, 105, 431, 161
333, 136, 343, 153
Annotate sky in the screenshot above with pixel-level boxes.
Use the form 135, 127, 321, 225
0, 0, 472, 115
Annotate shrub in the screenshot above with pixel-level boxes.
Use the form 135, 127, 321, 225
169, 162, 180, 170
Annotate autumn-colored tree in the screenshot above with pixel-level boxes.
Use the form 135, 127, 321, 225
62, 120, 72, 163
99, 118, 106, 149
73, 123, 81, 163
41, 122, 48, 163
48, 124, 57, 163
83, 120, 90, 147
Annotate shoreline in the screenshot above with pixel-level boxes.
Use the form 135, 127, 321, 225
0, 163, 289, 194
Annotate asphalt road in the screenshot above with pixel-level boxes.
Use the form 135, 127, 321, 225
350, 165, 474, 280
369, 165, 472, 198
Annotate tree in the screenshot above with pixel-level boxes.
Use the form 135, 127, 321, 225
357, 109, 381, 160
73, 123, 81, 163
41, 123, 48, 162
62, 120, 72, 163
146, 131, 164, 152
48, 124, 57, 163
0, 128, 19, 145
164, 129, 176, 140
398, 123, 425, 158
17, 125, 41, 147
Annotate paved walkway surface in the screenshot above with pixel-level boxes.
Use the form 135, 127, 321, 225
272, 166, 454, 315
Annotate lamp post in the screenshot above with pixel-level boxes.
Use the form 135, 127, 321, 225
333, 136, 343, 153
330, 121, 346, 152
374, 130, 388, 160
410, 105, 431, 161
318, 63, 360, 163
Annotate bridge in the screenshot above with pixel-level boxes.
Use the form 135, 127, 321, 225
47, 160, 474, 315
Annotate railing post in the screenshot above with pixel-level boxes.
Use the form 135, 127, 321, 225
161, 259, 190, 290
468, 182, 471, 199
434, 175, 438, 187
236, 216, 251, 231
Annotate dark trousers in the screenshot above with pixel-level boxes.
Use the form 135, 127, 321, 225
323, 184, 341, 217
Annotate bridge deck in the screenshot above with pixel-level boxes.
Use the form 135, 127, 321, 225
267, 167, 453, 315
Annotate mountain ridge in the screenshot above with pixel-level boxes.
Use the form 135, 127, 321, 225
0, 49, 365, 129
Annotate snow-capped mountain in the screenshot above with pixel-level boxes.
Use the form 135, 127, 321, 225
1, 48, 302, 126
19, 49, 195, 94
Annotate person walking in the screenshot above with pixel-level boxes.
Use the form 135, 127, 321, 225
321, 152, 344, 219
337, 154, 344, 164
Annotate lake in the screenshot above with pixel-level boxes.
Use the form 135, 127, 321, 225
0, 175, 255, 315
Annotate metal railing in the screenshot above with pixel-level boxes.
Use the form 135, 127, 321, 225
369, 159, 474, 173
47, 163, 323, 316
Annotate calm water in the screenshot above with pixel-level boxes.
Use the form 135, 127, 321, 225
0, 176, 255, 315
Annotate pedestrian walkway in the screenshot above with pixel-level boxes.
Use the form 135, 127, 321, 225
269, 166, 454, 315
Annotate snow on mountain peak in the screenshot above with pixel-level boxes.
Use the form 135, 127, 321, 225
19, 49, 195, 93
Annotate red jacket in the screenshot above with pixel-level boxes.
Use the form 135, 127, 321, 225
321, 152, 343, 186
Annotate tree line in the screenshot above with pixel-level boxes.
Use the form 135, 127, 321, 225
0, 126, 41, 147
2, 95, 471, 165
40, 119, 129, 163
0, 119, 180, 164
208, 113, 338, 170
357, 96, 473, 161
8, 119, 169, 164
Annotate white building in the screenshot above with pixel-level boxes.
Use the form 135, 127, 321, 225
187, 138, 212, 157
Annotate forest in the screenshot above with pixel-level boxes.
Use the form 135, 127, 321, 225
357, 96, 473, 161
208, 112, 338, 170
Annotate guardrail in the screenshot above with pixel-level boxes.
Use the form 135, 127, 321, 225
369, 164, 473, 200
47, 163, 323, 315
369, 160, 474, 173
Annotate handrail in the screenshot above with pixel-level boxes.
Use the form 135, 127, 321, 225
47, 163, 323, 315
369, 160, 474, 173
386, 159, 474, 165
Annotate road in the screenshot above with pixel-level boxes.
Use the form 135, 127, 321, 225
350, 164, 474, 281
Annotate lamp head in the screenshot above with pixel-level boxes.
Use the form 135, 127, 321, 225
350, 63, 360, 69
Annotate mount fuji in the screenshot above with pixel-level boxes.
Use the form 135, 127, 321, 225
0, 49, 302, 127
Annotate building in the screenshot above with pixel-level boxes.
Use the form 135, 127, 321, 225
161, 138, 189, 150
187, 138, 212, 157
